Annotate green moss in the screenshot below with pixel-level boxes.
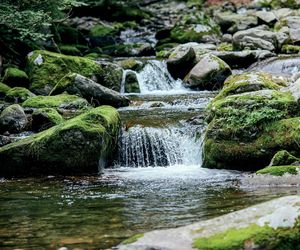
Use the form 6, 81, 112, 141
22, 93, 90, 110
204, 117, 300, 170
282, 45, 300, 54
269, 150, 300, 166
0, 106, 121, 176
211, 73, 281, 104
118, 59, 143, 71
5, 87, 35, 103
193, 222, 300, 250
122, 234, 144, 245
2, 67, 29, 87
26, 50, 104, 95
59, 45, 81, 56
0, 82, 11, 98
156, 50, 170, 59
90, 24, 118, 37
258, 0, 298, 8
217, 43, 233, 51
33, 108, 63, 124
256, 165, 300, 176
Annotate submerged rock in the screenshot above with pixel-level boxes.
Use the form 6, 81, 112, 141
184, 54, 231, 90
0, 106, 121, 177
117, 196, 300, 250
0, 104, 28, 133
51, 73, 130, 108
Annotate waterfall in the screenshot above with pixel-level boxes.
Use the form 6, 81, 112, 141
115, 124, 205, 168
136, 60, 185, 94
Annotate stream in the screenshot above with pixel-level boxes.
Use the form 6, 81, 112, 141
1, 59, 300, 250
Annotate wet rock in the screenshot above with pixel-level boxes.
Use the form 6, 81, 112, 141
51, 73, 130, 107
31, 108, 64, 132
0, 104, 28, 133
184, 54, 231, 90
116, 196, 300, 250
248, 56, 300, 77
212, 50, 275, 69
124, 72, 140, 93
0, 106, 121, 177
2, 67, 29, 88
118, 59, 143, 71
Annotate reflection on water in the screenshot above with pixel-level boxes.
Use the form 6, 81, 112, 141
1, 166, 299, 250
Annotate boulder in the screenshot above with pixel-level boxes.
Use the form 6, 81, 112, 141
0, 104, 28, 133
255, 11, 277, 24
22, 94, 90, 111
116, 196, 300, 250
26, 50, 123, 95
0, 106, 121, 177
166, 44, 196, 80
101, 43, 155, 57
233, 26, 278, 51
214, 12, 258, 34
269, 150, 300, 166
212, 50, 275, 69
203, 72, 300, 170
31, 108, 64, 132
50, 73, 130, 108
5, 87, 35, 103
0, 82, 11, 99
184, 54, 231, 90
2, 68, 29, 88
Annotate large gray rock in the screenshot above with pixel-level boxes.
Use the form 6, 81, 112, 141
233, 26, 278, 51
0, 104, 28, 133
116, 196, 300, 250
51, 73, 130, 108
255, 10, 277, 24
184, 54, 231, 90
212, 50, 275, 68
290, 28, 300, 44
214, 12, 258, 33
166, 44, 196, 80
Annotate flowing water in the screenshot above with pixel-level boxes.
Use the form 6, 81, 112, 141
1, 59, 300, 250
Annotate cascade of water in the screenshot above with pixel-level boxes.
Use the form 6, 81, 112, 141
136, 60, 185, 94
116, 124, 205, 168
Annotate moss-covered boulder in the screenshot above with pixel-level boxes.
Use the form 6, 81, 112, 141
31, 108, 64, 132
116, 196, 300, 250
26, 50, 123, 95
118, 59, 143, 71
124, 71, 140, 93
2, 68, 29, 88
0, 82, 11, 99
5, 87, 35, 103
0, 106, 121, 177
22, 94, 90, 111
184, 54, 231, 90
101, 43, 155, 57
269, 150, 300, 167
58, 45, 82, 56
203, 72, 300, 170
256, 165, 300, 176
50, 73, 130, 107
282, 44, 300, 54
0, 104, 28, 133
